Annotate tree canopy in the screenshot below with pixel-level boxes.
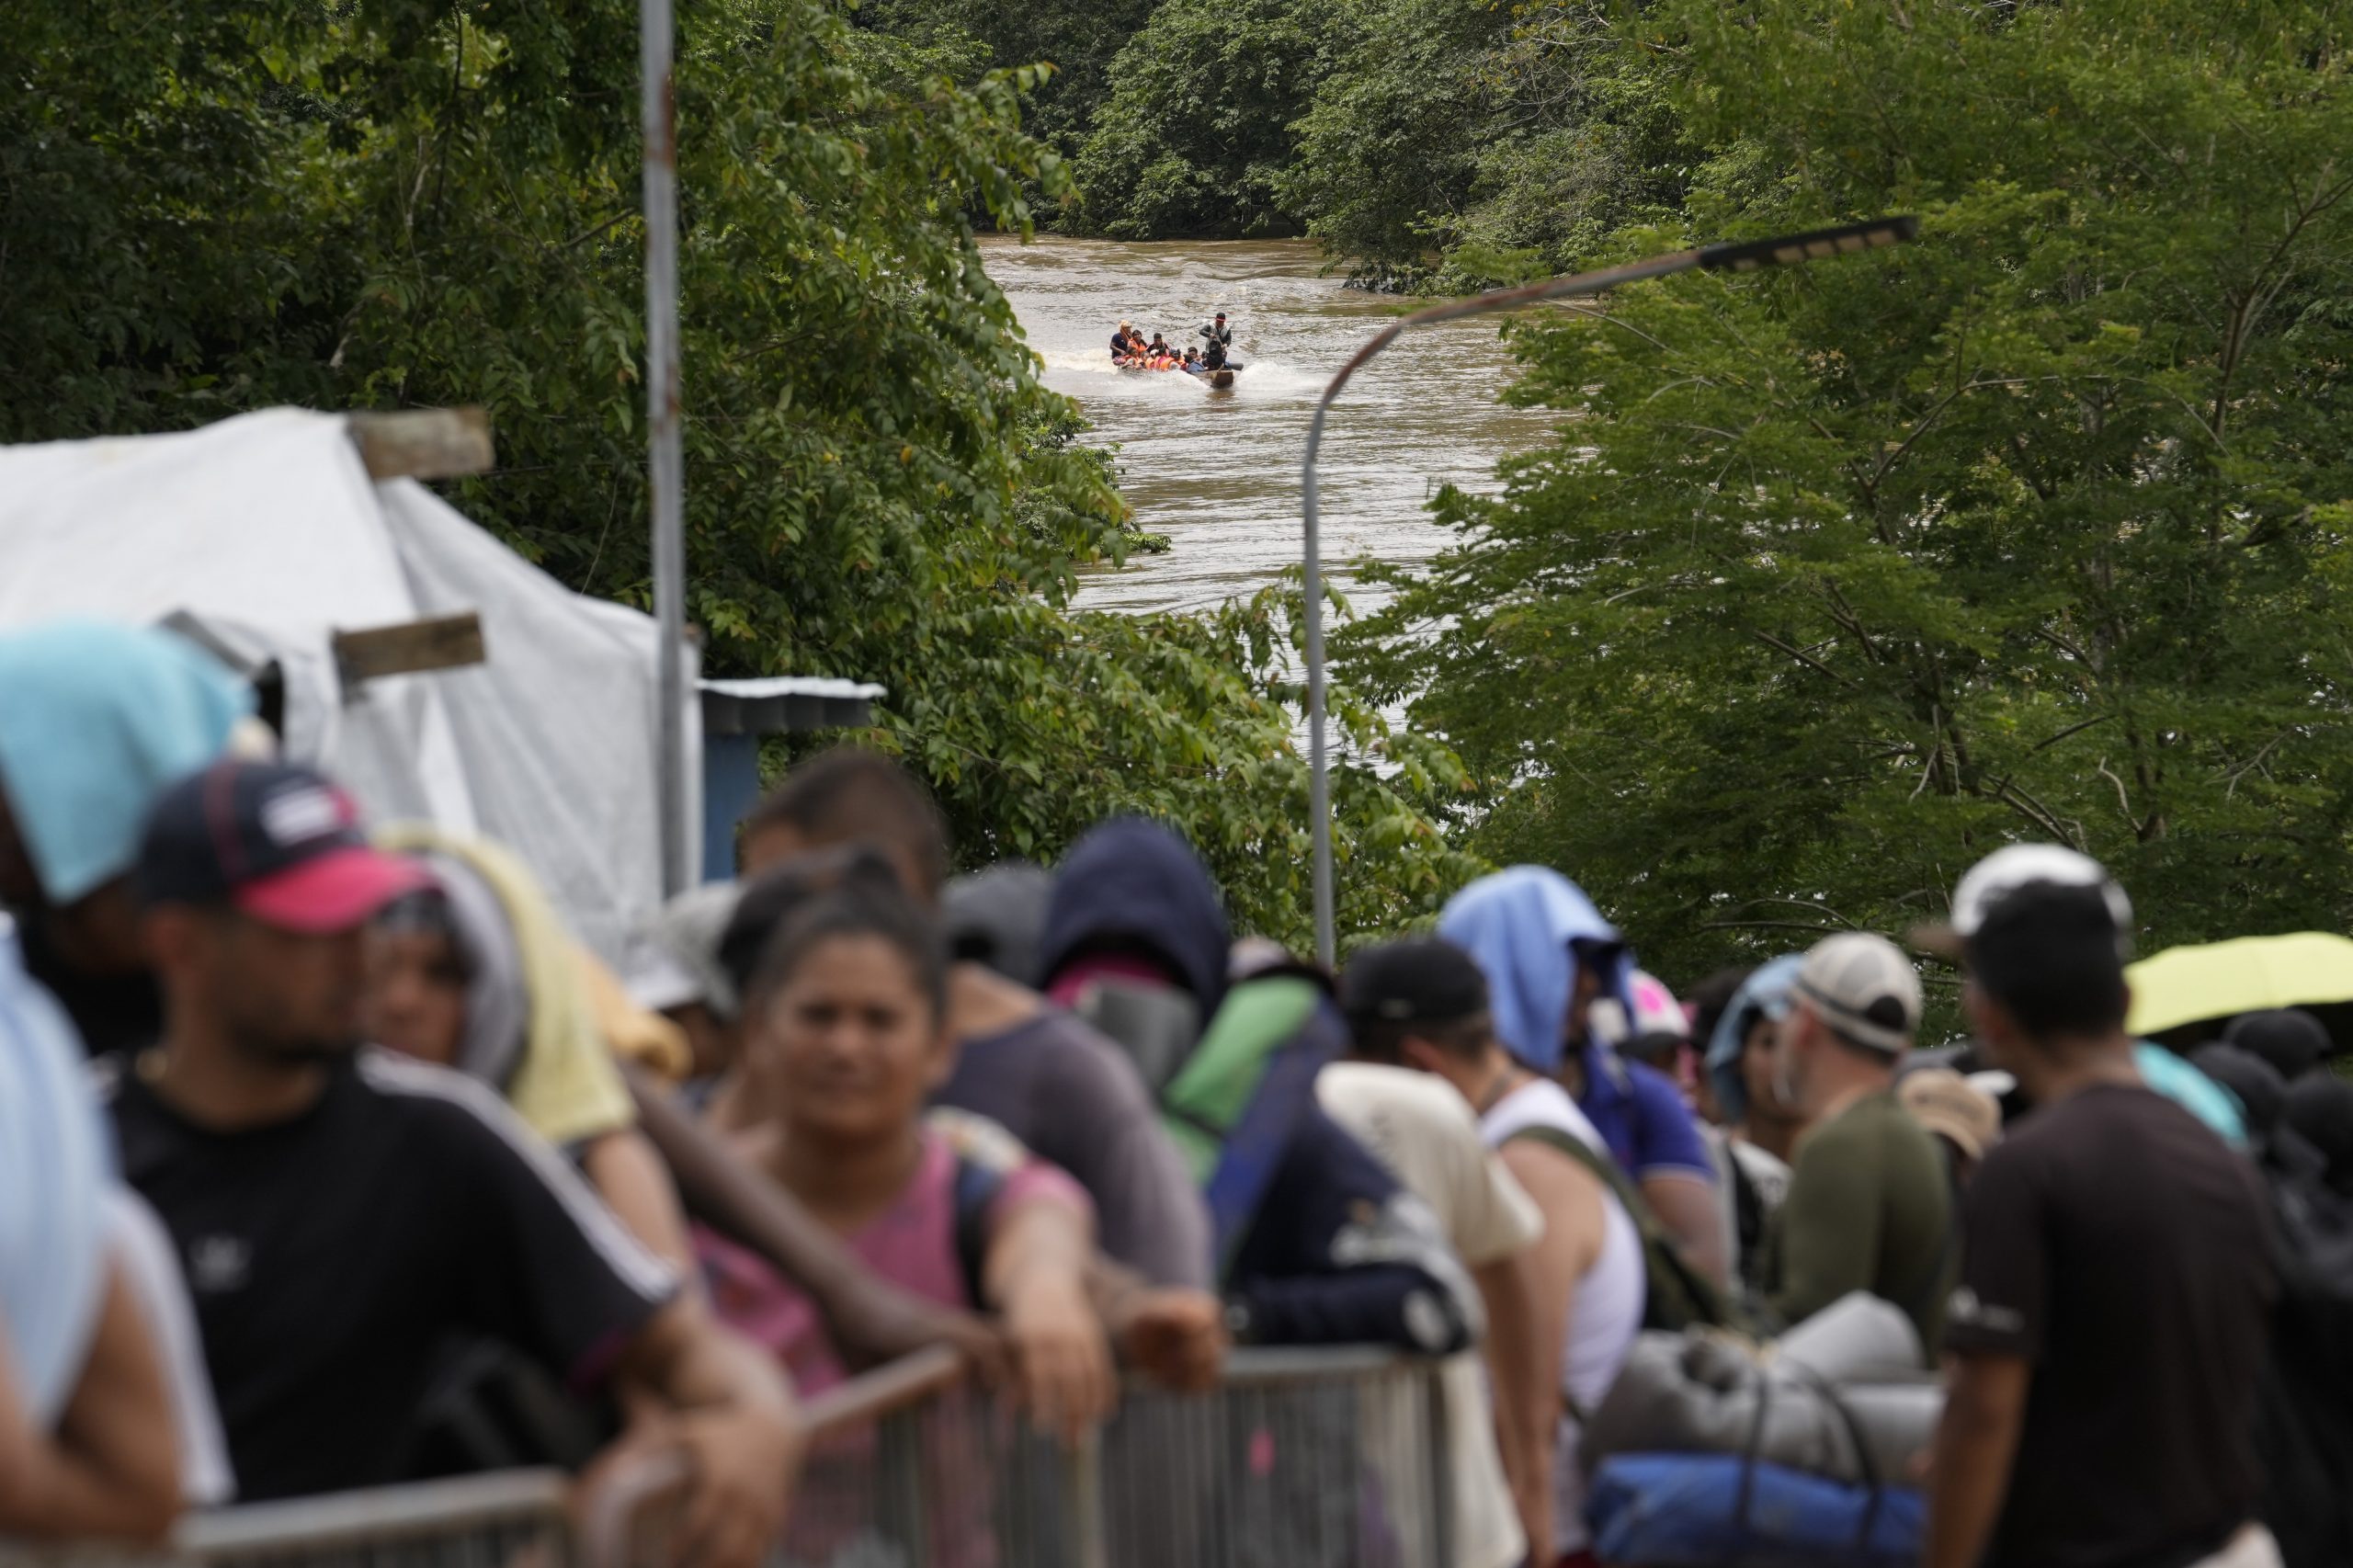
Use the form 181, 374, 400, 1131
1340, 0, 2353, 982
2, 0, 1476, 946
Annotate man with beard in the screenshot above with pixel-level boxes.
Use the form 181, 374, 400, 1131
105, 761, 800, 1568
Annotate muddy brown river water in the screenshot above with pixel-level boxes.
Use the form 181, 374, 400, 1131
979, 235, 1561, 617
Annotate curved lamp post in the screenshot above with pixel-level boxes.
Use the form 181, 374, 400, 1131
1298, 215, 1919, 966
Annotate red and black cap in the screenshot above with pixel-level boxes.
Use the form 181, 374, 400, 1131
137, 761, 429, 934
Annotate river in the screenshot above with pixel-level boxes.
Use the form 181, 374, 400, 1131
978, 235, 1559, 617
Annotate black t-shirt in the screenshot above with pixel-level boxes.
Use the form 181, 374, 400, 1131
107, 1048, 676, 1501
1946, 1084, 2277, 1568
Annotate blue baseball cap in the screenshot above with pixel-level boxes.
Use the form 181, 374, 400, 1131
137, 761, 429, 934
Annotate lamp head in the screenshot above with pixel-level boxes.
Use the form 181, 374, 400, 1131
1699, 215, 1918, 274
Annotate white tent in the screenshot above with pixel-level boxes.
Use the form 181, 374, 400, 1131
0, 406, 696, 965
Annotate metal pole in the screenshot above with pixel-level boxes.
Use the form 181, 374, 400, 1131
642, 0, 688, 896
1297, 217, 1915, 966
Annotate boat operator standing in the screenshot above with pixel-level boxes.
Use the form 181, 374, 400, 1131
1199, 312, 1240, 371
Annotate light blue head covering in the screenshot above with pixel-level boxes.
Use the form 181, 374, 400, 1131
0, 620, 253, 904
1703, 953, 1803, 1122
1438, 866, 1633, 1074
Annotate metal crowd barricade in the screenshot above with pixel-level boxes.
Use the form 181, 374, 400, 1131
1096, 1346, 1453, 1568
5, 1347, 1452, 1568
2, 1470, 573, 1568
583, 1345, 1454, 1568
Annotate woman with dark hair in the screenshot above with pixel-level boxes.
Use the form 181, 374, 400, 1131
700, 881, 1115, 1437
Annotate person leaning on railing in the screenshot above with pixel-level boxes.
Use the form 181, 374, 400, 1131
733, 751, 1216, 1295
692, 857, 1227, 1436
103, 760, 804, 1568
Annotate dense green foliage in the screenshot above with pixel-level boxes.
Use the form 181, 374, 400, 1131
1341, 0, 2353, 983
1068, 0, 1357, 238
856, 0, 1155, 164
2, 0, 1475, 945
1063, 0, 1686, 274
1284, 1, 1689, 288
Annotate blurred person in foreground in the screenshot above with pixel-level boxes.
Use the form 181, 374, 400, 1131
108, 760, 801, 1564
1440, 867, 1728, 1286
0, 929, 188, 1539
1329, 941, 1549, 1568
1763, 932, 1954, 1358
0, 620, 253, 1056
738, 750, 1212, 1289
1341, 937, 1644, 1568
1924, 848, 2278, 1568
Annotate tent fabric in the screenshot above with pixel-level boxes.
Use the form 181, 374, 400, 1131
0, 408, 695, 965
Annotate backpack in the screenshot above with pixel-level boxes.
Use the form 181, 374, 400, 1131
1505, 1122, 1750, 1335
1079, 972, 1348, 1281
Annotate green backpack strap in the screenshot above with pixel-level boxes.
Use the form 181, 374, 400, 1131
1159, 977, 1323, 1182
1502, 1123, 1740, 1335
1160, 976, 1343, 1278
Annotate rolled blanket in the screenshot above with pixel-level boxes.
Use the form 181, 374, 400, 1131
1585, 1292, 1942, 1486
1586, 1453, 1925, 1568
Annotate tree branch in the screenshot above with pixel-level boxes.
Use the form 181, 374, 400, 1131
1755, 631, 1856, 687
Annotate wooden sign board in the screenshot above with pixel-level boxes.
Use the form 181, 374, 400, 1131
333, 612, 487, 690
347, 408, 494, 482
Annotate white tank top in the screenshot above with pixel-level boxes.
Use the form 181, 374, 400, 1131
1481, 1078, 1646, 1555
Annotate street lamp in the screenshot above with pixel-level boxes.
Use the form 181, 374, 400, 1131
1297, 215, 1919, 966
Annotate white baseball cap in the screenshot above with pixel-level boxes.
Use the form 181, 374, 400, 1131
1917, 844, 2134, 960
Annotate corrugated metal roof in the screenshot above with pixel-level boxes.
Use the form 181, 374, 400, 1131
699, 676, 885, 736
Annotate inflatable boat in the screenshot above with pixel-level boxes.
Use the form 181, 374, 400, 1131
1118, 360, 1240, 389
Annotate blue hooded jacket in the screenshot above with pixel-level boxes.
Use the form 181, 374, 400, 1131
1439, 866, 1631, 1074
1441, 867, 1714, 1184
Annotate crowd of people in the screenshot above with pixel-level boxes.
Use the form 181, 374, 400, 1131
1109, 312, 1239, 374
3, 615, 2350, 1568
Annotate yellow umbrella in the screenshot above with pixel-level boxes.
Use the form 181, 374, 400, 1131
2126, 932, 2353, 1037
